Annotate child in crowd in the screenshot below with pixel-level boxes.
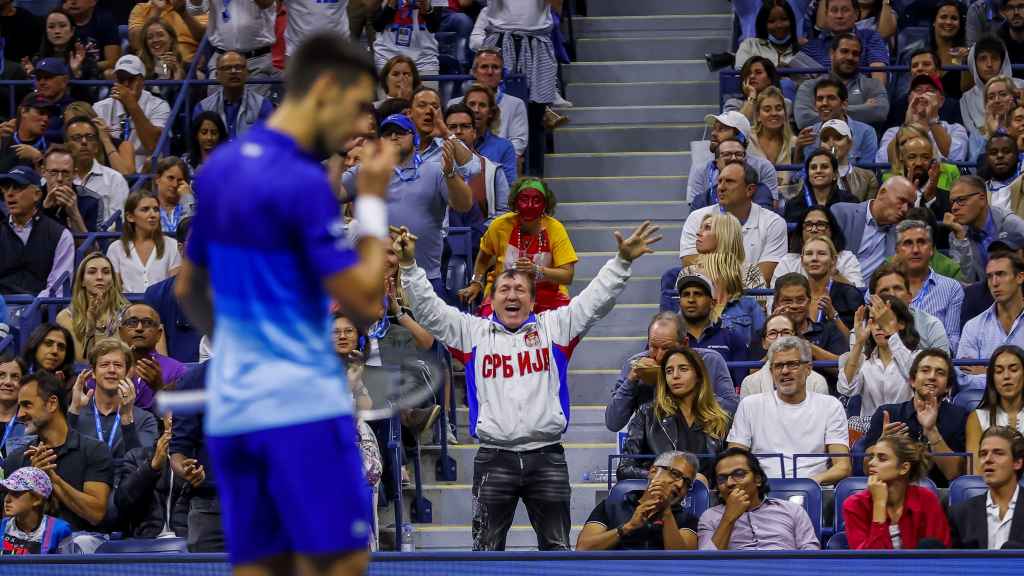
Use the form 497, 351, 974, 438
0, 467, 73, 555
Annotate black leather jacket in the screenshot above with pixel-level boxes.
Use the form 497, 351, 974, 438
616, 402, 727, 481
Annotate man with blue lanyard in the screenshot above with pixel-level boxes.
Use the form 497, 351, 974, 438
176, 32, 399, 575
342, 113, 473, 296
946, 175, 1024, 283
66, 338, 157, 461
450, 48, 529, 164
687, 111, 778, 211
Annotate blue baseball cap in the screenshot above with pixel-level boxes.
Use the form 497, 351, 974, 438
32, 57, 69, 77
0, 166, 43, 188
379, 114, 420, 148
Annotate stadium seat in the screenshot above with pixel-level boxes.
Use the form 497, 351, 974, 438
826, 531, 849, 550
949, 475, 988, 507
834, 476, 940, 533
952, 388, 985, 413
605, 478, 711, 527
767, 478, 822, 539
96, 537, 188, 554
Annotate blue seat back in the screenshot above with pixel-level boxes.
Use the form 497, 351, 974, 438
767, 478, 822, 539
953, 388, 985, 412
826, 530, 849, 550
949, 475, 989, 507
606, 479, 711, 528
835, 476, 939, 532
96, 537, 188, 554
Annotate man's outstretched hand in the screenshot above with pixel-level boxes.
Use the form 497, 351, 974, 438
615, 221, 662, 262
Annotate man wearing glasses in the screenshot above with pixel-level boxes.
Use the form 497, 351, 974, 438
727, 336, 851, 483
193, 51, 275, 140
687, 111, 779, 212
576, 451, 700, 551
40, 144, 103, 233
945, 175, 1024, 283
64, 116, 129, 226
114, 304, 188, 409
698, 447, 820, 550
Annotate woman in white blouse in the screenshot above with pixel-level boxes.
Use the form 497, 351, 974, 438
838, 296, 921, 419
966, 345, 1024, 471
106, 191, 181, 293
741, 312, 830, 397
771, 206, 865, 287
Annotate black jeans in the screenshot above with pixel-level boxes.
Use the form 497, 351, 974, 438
471, 444, 571, 551
187, 495, 225, 553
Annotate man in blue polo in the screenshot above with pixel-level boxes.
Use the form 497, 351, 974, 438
678, 273, 749, 385
341, 113, 472, 295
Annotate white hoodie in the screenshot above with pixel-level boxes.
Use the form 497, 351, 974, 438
401, 255, 631, 451
961, 40, 1024, 139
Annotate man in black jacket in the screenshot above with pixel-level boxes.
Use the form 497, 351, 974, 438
950, 426, 1024, 549
112, 417, 188, 537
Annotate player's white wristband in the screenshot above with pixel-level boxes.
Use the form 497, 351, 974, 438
354, 196, 388, 240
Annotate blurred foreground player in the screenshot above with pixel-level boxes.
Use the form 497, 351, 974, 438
176, 32, 398, 576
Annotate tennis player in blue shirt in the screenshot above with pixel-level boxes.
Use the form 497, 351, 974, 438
176, 32, 397, 576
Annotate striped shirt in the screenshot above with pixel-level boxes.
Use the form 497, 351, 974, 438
957, 304, 1024, 392
911, 269, 965, 353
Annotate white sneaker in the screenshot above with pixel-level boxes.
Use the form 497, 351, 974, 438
446, 421, 459, 445
552, 93, 574, 108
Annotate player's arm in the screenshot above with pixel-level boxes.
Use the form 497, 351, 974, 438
327, 140, 398, 325
175, 258, 214, 336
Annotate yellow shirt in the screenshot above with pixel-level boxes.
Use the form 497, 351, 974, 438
128, 3, 209, 62
479, 213, 578, 297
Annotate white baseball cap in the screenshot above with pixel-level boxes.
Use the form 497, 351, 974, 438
114, 55, 145, 77
820, 118, 852, 139
704, 111, 752, 140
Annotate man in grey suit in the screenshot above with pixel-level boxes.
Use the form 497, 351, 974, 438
830, 176, 916, 280
950, 426, 1024, 549
945, 175, 1024, 283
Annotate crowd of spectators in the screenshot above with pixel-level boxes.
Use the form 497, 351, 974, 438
5, 0, 1024, 560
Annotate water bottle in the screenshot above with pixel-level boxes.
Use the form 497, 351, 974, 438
400, 522, 415, 552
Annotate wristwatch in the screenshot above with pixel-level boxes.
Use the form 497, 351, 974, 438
616, 525, 628, 538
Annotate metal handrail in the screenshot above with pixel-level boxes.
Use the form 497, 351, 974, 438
792, 451, 974, 479
607, 452, 787, 491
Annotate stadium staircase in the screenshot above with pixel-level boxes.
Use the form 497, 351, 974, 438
402, 0, 733, 550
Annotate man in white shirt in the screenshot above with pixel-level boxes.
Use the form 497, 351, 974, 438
950, 426, 1024, 549
680, 162, 787, 284
92, 55, 171, 170
727, 336, 851, 484
450, 48, 529, 160
189, 0, 278, 96
283, 0, 348, 57
65, 117, 129, 226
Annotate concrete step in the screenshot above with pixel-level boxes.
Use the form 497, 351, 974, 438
557, 200, 688, 223
587, 0, 732, 17
550, 176, 686, 203
565, 225, 682, 252
565, 81, 718, 107
573, 336, 647, 372
545, 152, 690, 178
420, 444, 617, 487
575, 15, 732, 36
553, 124, 706, 153
406, 484, 607, 528
564, 60, 717, 85
575, 251, 678, 277
576, 37, 730, 62
579, 301, 661, 338
570, 275, 662, 306
567, 369, 620, 404
553, 105, 717, 126
408, 524, 586, 551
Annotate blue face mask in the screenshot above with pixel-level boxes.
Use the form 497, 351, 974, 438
768, 33, 791, 46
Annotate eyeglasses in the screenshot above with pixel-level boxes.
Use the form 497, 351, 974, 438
44, 169, 72, 179
122, 317, 158, 329
68, 133, 98, 143
770, 360, 806, 372
1006, 3, 1024, 13
653, 465, 693, 491
803, 220, 830, 230
715, 468, 750, 485
950, 191, 982, 206
333, 328, 357, 338
719, 151, 745, 160
765, 330, 794, 339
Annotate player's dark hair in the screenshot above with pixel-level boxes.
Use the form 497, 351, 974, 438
19, 370, 68, 416
284, 32, 377, 98
378, 98, 411, 119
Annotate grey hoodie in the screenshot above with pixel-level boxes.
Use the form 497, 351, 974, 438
961, 40, 1024, 139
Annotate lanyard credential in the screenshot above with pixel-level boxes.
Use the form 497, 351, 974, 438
94, 405, 121, 449
0, 418, 16, 460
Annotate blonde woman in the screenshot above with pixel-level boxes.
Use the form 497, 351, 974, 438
751, 86, 800, 200
617, 347, 730, 482
801, 236, 861, 337
56, 252, 130, 362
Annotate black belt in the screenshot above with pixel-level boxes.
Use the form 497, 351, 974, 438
215, 45, 272, 59
480, 443, 563, 456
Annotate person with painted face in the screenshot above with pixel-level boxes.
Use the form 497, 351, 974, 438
459, 177, 577, 316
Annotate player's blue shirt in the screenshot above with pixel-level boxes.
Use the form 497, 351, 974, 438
187, 126, 357, 436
